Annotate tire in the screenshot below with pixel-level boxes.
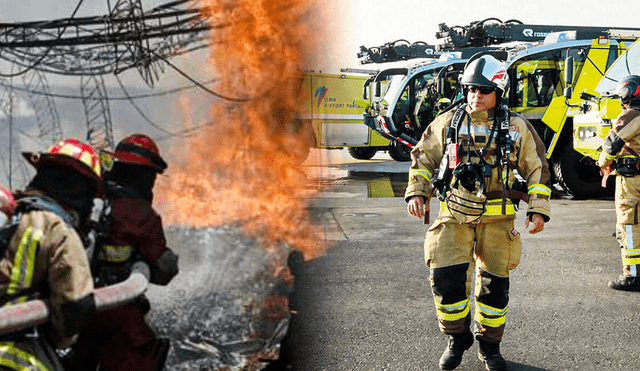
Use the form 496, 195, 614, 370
553, 144, 605, 199
348, 147, 377, 160
388, 143, 412, 162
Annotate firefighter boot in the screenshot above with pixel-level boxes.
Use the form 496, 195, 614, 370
477, 339, 507, 371
439, 331, 474, 370
608, 275, 640, 291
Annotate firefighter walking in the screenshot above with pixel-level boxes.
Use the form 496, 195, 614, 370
0, 138, 101, 371
405, 55, 551, 370
68, 134, 178, 371
598, 75, 640, 292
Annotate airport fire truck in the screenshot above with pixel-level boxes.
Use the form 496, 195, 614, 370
299, 71, 400, 160
567, 38, 640, 185
360, 18, 640, 197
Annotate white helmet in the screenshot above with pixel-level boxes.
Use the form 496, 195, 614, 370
460, 55, 509, 97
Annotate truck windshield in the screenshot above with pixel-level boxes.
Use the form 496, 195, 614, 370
390, 72, 437, 131
595, 38, 640, 94
382, 75, 407, 105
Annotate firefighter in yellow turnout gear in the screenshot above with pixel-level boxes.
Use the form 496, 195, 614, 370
598, 75, 640, 291
406, 55, 551, 371
0, 138, 100, 371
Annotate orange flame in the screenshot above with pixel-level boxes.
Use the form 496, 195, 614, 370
155, 0, 326, 260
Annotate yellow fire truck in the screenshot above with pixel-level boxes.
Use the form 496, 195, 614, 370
299, 71, 402, 160
567, 37, 640, 185
359, 19, 640, 197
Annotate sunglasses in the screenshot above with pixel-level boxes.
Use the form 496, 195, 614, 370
467, 86, 495, 95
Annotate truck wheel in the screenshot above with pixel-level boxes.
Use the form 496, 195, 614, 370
388, 143, 411, 162
348, 147, 377, 160
553, 145, 605, 199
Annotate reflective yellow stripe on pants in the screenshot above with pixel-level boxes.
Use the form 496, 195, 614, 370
622, 248, 640, 266
434, 297, 470, 322
622, 225, 640, 268
475, 301, 508, 328
0, 342, 51, 371
620, 225, 640, 278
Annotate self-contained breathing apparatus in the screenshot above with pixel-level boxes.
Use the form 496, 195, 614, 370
90, 182, 140, 287
433, 103, 523, 223
612, 144, 640, 178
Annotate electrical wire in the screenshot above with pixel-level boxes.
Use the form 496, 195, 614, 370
155, 120, 215, 142
0, 0, 86, 78
114, 73, 188, 137
0, 77, 217, 100
150, 51, 252, 102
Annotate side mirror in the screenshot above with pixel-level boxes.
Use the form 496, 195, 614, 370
563, 56, 574, 99
363, 81, 370, 100
375, 81, 381, 98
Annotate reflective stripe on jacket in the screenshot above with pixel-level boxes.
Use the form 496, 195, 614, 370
405, 105, 551, 222
98, 244, 135, 264
5, 225, 44, 305
0, 341, 54, 371
0, 207, 93, 348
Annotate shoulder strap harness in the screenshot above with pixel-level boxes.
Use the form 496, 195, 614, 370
434, 103, 520, 213
0, 196, 75, 307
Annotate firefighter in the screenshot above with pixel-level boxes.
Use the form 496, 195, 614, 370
69, 134, 178, 371
405, 55, 551, 371
0, 138, 101, 371
598, 75, 640, 291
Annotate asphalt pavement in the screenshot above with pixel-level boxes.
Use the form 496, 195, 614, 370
275, 149, 638, 371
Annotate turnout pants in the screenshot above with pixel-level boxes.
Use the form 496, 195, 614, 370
424, 217, 522, 342
68, 300, 163, 371
615, 175, 640, 277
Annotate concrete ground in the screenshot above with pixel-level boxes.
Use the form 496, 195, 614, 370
277, 149, 634, 371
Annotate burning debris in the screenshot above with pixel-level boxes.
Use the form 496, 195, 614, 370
146, 226, 296, 370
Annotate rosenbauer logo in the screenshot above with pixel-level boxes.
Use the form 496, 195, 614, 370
314, 86, 328, 107
522, 29, 550, 38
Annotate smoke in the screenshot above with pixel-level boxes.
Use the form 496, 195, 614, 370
155, 0, 326, 260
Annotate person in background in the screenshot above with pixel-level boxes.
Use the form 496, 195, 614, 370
598, 75, 640, 292
69, 134, 178, 371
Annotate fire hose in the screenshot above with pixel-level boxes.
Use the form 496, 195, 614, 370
0, 262, 150, 336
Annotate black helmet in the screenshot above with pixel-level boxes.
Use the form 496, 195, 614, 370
615, 75, 640, 105
460, 55, 509, 98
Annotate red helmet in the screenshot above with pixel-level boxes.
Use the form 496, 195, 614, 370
113, 134, 167, 173
0, 186, 16, 217
23, 138, 102, 180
